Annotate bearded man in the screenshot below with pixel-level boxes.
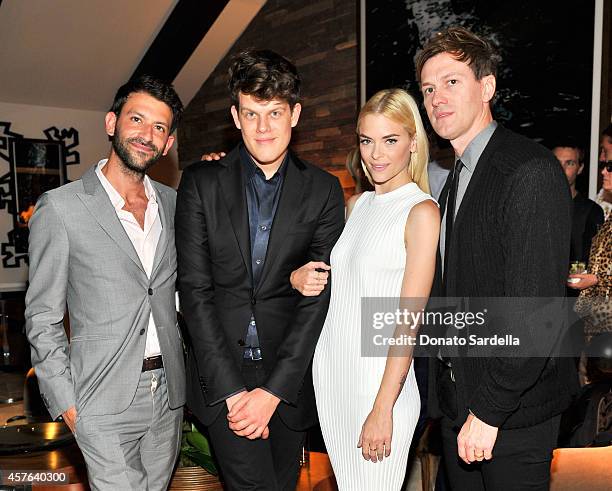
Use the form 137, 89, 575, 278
25, 75, 186, 490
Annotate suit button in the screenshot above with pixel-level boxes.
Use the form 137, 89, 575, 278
238, 339, 245, 346
148, 288, 153, 295
140, 328, 145, 335
250, 297, 256, 305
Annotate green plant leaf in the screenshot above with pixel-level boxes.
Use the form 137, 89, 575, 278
183, 448, 218, 475
186, 424, 212, 455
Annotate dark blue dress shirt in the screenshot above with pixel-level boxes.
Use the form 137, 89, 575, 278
240, 145, 287, 355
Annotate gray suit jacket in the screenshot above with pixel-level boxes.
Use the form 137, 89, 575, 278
25, 165, 185, 420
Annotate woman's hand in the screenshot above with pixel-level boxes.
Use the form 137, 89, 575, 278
357, 406, 393, 462
567, 273, 598, 290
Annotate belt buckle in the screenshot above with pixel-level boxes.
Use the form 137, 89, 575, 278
251, 347, 262, 361
243, 347, 262, 361
142, 355, 162, 372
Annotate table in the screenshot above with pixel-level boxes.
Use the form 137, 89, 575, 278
0, 442, 88, 490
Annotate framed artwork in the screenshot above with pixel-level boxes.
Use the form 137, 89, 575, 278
0, 123, 79, 273
8, 138, 67, 254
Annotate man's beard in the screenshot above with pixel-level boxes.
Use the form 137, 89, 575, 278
111, 133, 163, 176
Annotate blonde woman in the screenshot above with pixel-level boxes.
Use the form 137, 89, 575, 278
310, 89, 439, 489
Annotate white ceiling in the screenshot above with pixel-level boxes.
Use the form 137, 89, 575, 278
0, 0, 178, 110
0, 0, 266, 112
173, 0, 266, 108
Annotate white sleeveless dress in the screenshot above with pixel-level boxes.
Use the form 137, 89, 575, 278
313, 182, 434, 490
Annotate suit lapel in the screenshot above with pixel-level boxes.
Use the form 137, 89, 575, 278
150, 181, 170, 278
432, 169, 453, 295
439, 127, 506, 295
217, 148, 253, 282
77, 165, 146, 274
453, 126, 505, 232
255, 151, 306, 294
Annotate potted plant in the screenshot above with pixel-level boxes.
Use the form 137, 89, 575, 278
169, 413, 223, 491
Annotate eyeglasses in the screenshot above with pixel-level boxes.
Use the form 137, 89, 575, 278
599, 160, 612, 172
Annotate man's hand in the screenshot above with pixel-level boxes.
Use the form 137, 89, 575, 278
62, 406, 77, 433
201, 151, 226, 161
567, 273, 598, 290
457, 412, 498, 464
227, 388, 280, 440
226, 390, 247, 412
290, 261, 330, 296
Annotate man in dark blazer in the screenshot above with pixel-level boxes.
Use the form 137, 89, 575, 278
551, 142, 604, 273
175, 49, 345, 490
416, 27, 578, 490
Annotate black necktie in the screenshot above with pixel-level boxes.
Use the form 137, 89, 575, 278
443, 159, 463, 291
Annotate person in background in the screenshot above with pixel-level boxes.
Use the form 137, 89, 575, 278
551, 141, 604, 289
25, 75, 185, 490
427, 159, 450, 201
175, 49, 344, 490
552, 140, 603, 389
558, 331, 612, 447
597, 124, 612, 219
569, 146, 612, 340
345, 147, 373, 195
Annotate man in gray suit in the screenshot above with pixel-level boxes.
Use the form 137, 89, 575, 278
25, 75, 186, 490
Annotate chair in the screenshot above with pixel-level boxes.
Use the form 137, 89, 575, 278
550, 446, 612, 490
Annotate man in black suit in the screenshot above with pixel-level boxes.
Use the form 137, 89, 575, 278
416, 27, 577, 490
552, 142, 604, 269
175, 49, 344, 490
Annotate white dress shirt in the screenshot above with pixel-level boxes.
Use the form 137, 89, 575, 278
96, 160, 162, 358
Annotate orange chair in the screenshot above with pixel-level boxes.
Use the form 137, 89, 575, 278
550, 446, 612, 490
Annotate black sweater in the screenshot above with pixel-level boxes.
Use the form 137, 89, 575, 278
431, 125, 579, 429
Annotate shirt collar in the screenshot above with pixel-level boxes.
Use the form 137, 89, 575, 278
597, 188, 608, 201
457, 121, 497, 173
95, 159, 157, 211
240, 144, 288, 182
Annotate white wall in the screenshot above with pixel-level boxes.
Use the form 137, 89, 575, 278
0, 101, 183, 291
0, 101, 109, 290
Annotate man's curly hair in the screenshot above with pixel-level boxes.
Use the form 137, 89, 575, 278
228, 49, 301, 108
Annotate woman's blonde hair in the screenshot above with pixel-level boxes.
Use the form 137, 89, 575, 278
357, 88, 430, 194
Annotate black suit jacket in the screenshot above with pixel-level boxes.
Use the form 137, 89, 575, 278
175, 146, 345, 430
428, 125, 578, 429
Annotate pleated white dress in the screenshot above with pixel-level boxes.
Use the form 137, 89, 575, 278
313, 182, 433, 490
